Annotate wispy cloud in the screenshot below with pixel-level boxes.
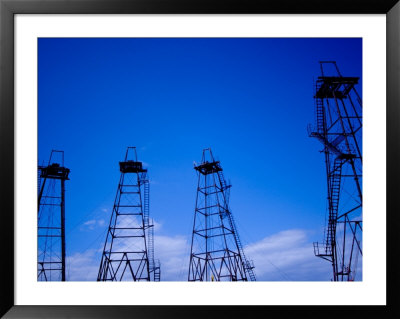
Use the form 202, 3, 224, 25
68, 217, 190, 281
66, 233, 190, 281
67, 226, 334, 281
67, 248, 101, 281
153, 235, 190, 281
152, 220, 162, 232
80, 219, 105, 231
244, 229, 331, 281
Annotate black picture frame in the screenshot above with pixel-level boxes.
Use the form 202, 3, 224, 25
1, 0, 399, 318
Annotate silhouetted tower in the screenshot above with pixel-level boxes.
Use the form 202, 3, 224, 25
309, 61, 362, 281
98, 147, 160, 281
188, 148, 256, 281
38, 150, 70, 281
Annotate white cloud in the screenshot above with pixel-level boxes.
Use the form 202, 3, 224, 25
83, 220, 96, 226
67, 248, 101, 281
154, 228, 334, 281
67, 226, 337, 282
66, 234, 190, 282
152, 220, 162, 232
69, 217, 190, 281
244, 229, 332, 281
80, 218, 106, 231
153, 235, 190, 281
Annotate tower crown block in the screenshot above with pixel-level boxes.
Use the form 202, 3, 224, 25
119, 160, 147, 173
194, 160, 222, 175
40, 163, 70, 180
314, 76, 359, 99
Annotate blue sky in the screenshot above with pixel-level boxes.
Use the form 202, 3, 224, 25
38, 38, 362, 281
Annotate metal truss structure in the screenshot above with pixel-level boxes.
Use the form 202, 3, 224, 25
309, 61, 363, 281
188, 148, 256, 281
97, 147, 160, 281
38, 150, 70, 281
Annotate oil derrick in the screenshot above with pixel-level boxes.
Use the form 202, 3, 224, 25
188, 148, 256, 281
97, 147, 160, 281
38, 150, 70, 281
309, 61, 362, 281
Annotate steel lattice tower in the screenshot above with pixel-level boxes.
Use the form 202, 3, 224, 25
38, 150, 70, 281
97, 147, 160, 281
188, 148, 256, 281
309, 61, 362, 281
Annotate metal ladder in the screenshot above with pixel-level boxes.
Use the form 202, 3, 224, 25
38, 167, 42, 196
316, 97, 325, 134
217, 170, 231, 207
143, 178, 150, 228
142, 179, 155, 279
153, 259, 161, 282
217, 170, 256, 281
325, 158, 343, 253
227, 211, 256, 281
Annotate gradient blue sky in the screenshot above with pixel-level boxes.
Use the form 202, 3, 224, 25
38, 38, 362, 281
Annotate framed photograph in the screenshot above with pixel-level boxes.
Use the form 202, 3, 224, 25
1, 0, 399, 317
